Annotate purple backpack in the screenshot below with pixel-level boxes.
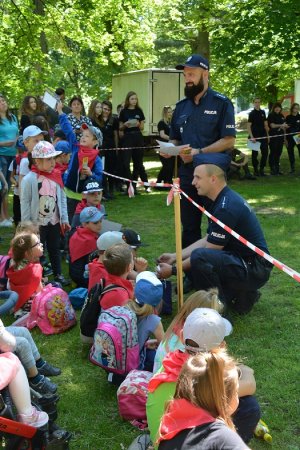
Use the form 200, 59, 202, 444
90, 306, 139, 375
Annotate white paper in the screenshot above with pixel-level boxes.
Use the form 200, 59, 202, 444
42, 90, 58, 110
156, 140, 191, 156
293, 134, 300, 145
247, 139, 261, 152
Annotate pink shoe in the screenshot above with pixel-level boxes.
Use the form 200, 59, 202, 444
18, 406, 48, 428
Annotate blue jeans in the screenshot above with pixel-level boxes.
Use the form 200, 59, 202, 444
233, 395, 261, 444
0, 290, 18, 315
0, 155, 14, 186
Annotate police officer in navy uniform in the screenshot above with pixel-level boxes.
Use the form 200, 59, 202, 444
157, 153, 273, 314
161, 54, 236, 249
247, 97, 269, 177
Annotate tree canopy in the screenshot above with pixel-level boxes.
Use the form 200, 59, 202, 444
0, 0, 299, 106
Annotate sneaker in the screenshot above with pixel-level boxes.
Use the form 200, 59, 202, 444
29, 375, 57, 395
38, 361, 61, 377
43, 265, 53, 277
54, 274, 71, 287
18, 406, 49, 428
145, 187, 152, 193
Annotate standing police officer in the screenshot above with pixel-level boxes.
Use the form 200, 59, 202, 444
162, 54, 236, 249
247, 97, 269, 177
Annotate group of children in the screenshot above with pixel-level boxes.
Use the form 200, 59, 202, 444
0, 111, 262, 447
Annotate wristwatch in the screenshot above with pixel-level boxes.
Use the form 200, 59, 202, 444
171, 264, 177, 276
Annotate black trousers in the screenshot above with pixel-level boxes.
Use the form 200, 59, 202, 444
120, 132, 148, 185
252, 138, 269, 171
286, 136, 300, 169
269, 137, 284, 173
190, 249, 272, 313
156, 155, 175, 184
40, 223, 62, 276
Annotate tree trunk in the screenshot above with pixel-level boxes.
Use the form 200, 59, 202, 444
191, 30, 210, 60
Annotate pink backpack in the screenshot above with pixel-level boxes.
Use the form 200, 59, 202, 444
117, 369, 153, 429
27, 285, 77, 335
90, 306, 139, 375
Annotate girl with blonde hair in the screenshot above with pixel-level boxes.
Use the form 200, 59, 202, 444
153, 288, 223, 372
158, 349, 249, 449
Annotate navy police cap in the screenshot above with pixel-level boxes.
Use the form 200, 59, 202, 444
193, 153, 232, 172
176, 54, 209, 71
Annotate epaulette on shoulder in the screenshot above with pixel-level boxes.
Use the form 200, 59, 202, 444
176, 97, 188, 106
214, 92, 227, 100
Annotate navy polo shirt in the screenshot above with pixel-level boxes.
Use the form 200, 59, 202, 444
206, 186, 269, 257
169, 87, 235, 184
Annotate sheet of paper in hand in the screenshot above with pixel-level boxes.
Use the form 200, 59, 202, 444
247, 139, 261, 151
293, 134, 300, 145
42, 90, 60, 110
156, 140, 191, 156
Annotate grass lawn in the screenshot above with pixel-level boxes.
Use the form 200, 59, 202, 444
1, 131, 300, 449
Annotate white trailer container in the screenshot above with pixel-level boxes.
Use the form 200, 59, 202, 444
112, 69, 185, 137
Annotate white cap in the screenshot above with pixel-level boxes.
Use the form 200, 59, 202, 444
183, 308, 232, 352
96, 231, 124, 251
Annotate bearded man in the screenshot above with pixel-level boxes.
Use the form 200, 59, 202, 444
162, 54, 236, 254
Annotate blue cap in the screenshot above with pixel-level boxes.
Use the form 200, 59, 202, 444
134, 271, 163, 307
176, 54, 209, 71
193, 153, 232, 172
16, 136, 26, 150
23, 125, 48, 141
79, 206, 105, 224
54, 140, 71, 154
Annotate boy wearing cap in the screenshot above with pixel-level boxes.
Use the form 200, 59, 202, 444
56, 101, 103, 224
20, 140, 70, 286
146, 308, 260, 446
54, 140, 71, 176
122, 228, 148, 277
71, 178, 105, 229
88, 231, 124, 291
69, 206, 104, 288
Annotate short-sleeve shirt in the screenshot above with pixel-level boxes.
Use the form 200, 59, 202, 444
0, 116, 18, 156
267, 112, 285, 140
206, 186, 269, 257
119, 107, 145, 134
169, 88, 235, 184
157, 120, 170, 142
100, 116, 119, 148
67, 114, 93, 141
248, 108, 267, 137
286, 113, 300, 134
138, 314, 161, 370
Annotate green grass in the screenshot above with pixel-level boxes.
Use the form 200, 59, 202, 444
1, 132, 300, 449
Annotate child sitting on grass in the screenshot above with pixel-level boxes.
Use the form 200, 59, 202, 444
69, 206, 104, 287
127, 271, 164, 372
153, 288, 224, 373
71, 178, 105, 229
0, 352, 48, 428
88, 231, 124, 291
100, 243, 134, 309
7, 232, 44, 314
0, 318, 60, 395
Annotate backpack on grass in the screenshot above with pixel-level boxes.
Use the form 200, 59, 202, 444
117, 369, 153, 429
90, 306, 139, 375
27, 285, 76, 335
80, 280, 127, 338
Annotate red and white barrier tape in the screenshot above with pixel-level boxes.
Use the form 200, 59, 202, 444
103, 170, 300, 282
248, 131, 299, 141
179, 189, 300, 283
